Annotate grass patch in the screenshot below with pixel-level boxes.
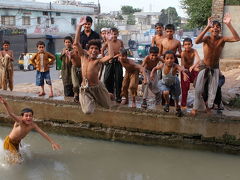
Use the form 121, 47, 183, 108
229, 96, 240, 108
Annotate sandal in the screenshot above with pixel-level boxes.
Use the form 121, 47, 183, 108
163, 104, 169, 112
141, 99, 147, 108
176, 108, 183, 117
74, 96, 79, 103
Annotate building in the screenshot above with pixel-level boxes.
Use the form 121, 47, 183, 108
0, 0, 98, 54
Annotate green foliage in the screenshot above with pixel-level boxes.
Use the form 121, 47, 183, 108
127, 14, 136, 25
159, 7, 181, 27
181, 0, 212, 28
116, 14, 124, 20
225, 0, 240, 5
230, 96, 240, 108
121, 5, 142, 15
94, 20, 116, 33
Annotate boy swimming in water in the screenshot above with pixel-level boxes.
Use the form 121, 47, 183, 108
0, 96, 60, 163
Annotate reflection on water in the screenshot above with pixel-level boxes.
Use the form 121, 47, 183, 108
0, 126, 240, 180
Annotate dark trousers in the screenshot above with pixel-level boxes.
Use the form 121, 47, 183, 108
104, 60, 123, 100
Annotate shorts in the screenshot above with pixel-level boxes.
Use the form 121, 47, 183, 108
36, 71, 52, 86
159, 77, 181, 100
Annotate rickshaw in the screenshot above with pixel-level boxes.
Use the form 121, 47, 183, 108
137, 43, 151, 58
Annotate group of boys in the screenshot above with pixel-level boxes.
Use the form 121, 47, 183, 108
29, 13, 240, 117
1, 13, 240, 164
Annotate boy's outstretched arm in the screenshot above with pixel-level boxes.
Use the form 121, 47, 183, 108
34, 124, 61, 150
150, 64, 163, 80
176, 64, 189, 81
195, 17, 213, 44
0, 96, 21, 123
73, 16, 86, 56
99, 39, 114, 63
223, 13, 240, 42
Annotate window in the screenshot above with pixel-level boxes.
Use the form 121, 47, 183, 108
43, 11, 48, 16
37, 17, 41, 24
71, 18, 76, 26
22, 16, 30, 25
1, 16, 15, 26
56, 12, 61, 16
51, 17, 54, 24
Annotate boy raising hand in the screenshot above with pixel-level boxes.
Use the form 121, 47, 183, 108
0, 96, 60, 163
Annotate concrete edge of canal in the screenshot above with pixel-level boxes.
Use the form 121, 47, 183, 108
0, 91, 240, 154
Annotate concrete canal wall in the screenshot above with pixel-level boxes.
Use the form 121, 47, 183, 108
0, 91, 240, 154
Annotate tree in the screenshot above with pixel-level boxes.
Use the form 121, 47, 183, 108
94, 20, 116, 33
159, 7, 181, 27
181, 0, 212, 28
127, 14, 136, 25
121, 5, 141, 15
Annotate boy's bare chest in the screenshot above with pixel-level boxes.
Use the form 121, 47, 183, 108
162, 40, 178, 51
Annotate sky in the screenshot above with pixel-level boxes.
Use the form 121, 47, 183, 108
38, 0, 186, 17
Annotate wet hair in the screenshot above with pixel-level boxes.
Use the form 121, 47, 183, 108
2, 40, 10, 46
36, 41, 45, 47
64, 36, 73, 43
119, 48, 128, 56
163, 50, 176, 59
155, 23, 164, 28
87, 39, 101, 50
86, 16, 93, 24
212, 20, 221, 28
149, 46, 159, 54
165, 24, 175, 31
110, 27, 119, 33
21, 108, 34, 116
183, 37, 192, 44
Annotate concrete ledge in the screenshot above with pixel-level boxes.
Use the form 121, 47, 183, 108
0, 91, 240, 154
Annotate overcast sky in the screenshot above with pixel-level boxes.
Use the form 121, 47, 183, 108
38, 0, 186, 17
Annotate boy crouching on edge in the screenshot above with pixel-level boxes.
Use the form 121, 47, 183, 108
30, 41, 55, 97
71, 16, 114, 114
0, 96, 60, 164
150, 50, 189, 117
118, 49, 147, 108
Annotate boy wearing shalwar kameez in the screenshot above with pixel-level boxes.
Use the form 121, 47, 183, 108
191, 14, 240, 115
0, 41, 14, 91
71, 17, 115, 114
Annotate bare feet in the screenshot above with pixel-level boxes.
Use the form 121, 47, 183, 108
191, 109, 197, 116
109, 93, 115, 101
206, 108, 212, 114
38, 92, 46, 96
49, 93, 54, 98
132, 101, 136, 108
121, 99, 128, 105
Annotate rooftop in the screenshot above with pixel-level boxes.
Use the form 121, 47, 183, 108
0, 0, 96, 14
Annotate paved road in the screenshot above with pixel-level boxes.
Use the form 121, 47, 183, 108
14, 65, 60, 85
13, 44, 203, 85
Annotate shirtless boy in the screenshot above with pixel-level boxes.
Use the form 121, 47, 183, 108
181, 38, 200, 108
141, 46, 163, 108
0, 96, 60, 163
151, 23, 164, 54
150, 51, 188, 117
0, 41, 14, 91
71, 17, 114, 114
160, 24, 182, 63
101, 27, 124, 103
118, 49, 147, 108
191, 13, 240, 115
